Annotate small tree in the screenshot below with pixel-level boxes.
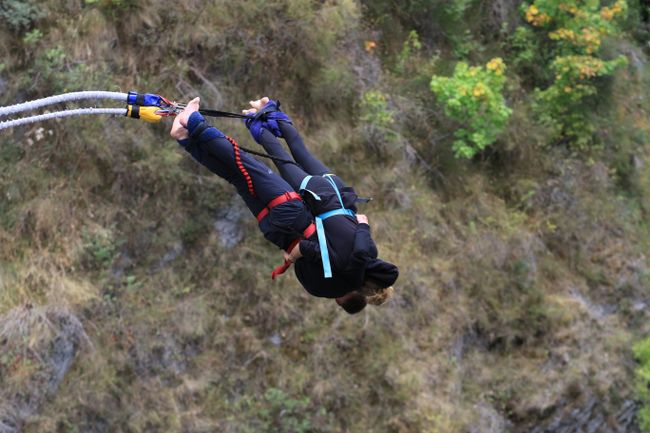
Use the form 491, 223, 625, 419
430, 58, 512, 158
522, 0, 629, 148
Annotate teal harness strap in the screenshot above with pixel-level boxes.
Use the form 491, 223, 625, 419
315, 208, 355, 278
299, 174, 356, 278
299, 175, 321, 201
299, 175, 312, 191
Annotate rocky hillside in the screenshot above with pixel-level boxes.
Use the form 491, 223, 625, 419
1, 1, 650, 432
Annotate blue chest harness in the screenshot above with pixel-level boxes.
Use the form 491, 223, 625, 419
299, 174, 355, 278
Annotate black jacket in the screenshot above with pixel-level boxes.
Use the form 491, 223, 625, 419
294, 176, 398, 298
296, 222, 379, 298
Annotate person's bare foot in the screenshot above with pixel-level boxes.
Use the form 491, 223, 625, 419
242, 97, 270, 116
170, 97, 200, 140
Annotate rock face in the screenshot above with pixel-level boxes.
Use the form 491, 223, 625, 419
214, 198, 247, 248
0, 306, 88, 433
525, 396, 639, 433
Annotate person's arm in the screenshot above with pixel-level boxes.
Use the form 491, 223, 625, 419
171, 97, 206, 158
293, 214, 377, 264
170, 97, 199, 141
285, 242, 304, 263
350, 215, 378, 263
297, 239, 320, 261
171, 97, 232, 165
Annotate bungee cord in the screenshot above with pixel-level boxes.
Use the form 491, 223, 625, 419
0, 91, 129, 117
0, 90, 296, 164
0, 108, 127, 130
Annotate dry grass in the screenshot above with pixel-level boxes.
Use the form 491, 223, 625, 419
0, 2, 648, 433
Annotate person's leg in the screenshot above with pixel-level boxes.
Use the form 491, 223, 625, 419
182, 133, 311, 250
278, 121, 331, 176
242, 98, 345, 190
276, 122, 350, 192
256, 128, 311, 191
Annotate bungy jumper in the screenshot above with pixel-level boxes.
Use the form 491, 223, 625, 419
0, 91, 370, 279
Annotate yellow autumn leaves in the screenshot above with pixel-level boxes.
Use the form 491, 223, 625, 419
601, 1, 625, 21
430, 58, 511, 158
525, 1, 627, 27
486, 57, 505, 76
525, 5, 551, 26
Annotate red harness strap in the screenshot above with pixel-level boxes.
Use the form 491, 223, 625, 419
253, 190, 316, 279
256, 191, 302, 222
271, 223, 317, 279
226, 138, 315, 279
226, 135, 255, 197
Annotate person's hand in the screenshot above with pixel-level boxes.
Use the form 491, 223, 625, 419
283, 242, 302, 263
356, 214, 369, 225
170, 97, 200, 140
242, 96, 270, 116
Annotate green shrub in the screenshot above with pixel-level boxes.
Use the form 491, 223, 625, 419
634, 337, 650, 431
360, 90, 395, 132
430, 58, 512, 158
0, 0, 41, 32
395, 30, 422, 75
521, 0, 629, 148
21, 27, 41, 45
259, 388, 312, 433
81, 229, 118, 271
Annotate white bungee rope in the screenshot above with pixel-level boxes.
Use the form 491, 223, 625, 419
0, 91, 129, 117
0, 90, 172, 130
0, 108, 128, 130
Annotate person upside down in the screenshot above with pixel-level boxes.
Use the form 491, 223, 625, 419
170, 96, 398, 314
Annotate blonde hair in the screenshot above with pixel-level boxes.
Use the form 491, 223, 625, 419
360, 279, 395, 306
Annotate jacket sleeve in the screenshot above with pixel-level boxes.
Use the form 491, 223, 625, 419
342, 223, 377, 288
177, 112, 228, 163
350, 223, 378, 264
299, 239, 321, 261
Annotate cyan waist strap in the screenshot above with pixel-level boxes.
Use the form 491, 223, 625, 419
299, 174, 356, 279
315, 208, 355, 278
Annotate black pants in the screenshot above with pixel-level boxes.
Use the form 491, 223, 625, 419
179, 122, 313, 250
256, 121, 347, 193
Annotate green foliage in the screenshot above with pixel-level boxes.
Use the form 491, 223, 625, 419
82, 229, 118, 270
86, 0, 139, 13
395, 30, 422, 75
1, 2, 649, 433
360, 90, 395, 131
634, 337, 650, 431
521, 0, 629, 148
430, 58, 512, 158
21, 27, 41, 45
446, 0, 474, 19
445, 0, 480, 58
533, 54, 628, 148
509, 26, 542, 73
626, 0, 650, 44
359, 90, 401, 155
259, 388, 313, 433
0, 0, 41, 32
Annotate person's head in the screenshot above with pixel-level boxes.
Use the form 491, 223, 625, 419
335, 291, 367, 314
335, 279, 395, 314
359, 278, 395, 306
335, 258, 399, 314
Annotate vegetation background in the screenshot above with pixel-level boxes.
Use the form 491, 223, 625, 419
1, 0, 650, 432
